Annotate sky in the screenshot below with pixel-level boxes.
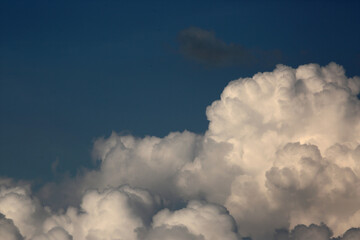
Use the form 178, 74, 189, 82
1, 1, 360, 240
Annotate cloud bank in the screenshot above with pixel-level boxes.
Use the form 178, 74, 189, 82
1, 63, 360, 240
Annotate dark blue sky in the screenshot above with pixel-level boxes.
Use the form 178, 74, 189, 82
1, 0, 360, 181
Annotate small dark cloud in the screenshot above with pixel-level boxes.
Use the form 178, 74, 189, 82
177, 27, 282, 68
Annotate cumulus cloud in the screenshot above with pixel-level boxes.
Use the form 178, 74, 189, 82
42, 186, 161, 240
274, 224, 360, 240
0, 181, 47, 239
207, 62, 360, 238
0, 183, 239, 240
150, 200, 239, 240
1, 62, 360, 240
177, 27, 282, 67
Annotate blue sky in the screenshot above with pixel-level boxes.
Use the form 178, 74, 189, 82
1, 0, 360, 181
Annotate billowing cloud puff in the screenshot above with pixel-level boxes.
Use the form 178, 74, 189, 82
151, 201, 239, 240
1, 63, 360, 240
214, 63, 360, 238
91, 131, 202, 201
0, 181, 47, 239
274, 224, 360, 240
0, 182, 240, 240
42, 186, 161, 240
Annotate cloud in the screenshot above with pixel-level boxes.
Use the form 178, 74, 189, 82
177, 27, 282, 67
142, 225, 205, 240
32, 227, 73, 240
43, 186, 161, 240
0, 183, 240, 240
0, 182, 47, 238
206, 62, 360, 238
150, 201, 239, 240
1, 62, 360, 240
0, 214, 23, 240
274, 224, 360, 240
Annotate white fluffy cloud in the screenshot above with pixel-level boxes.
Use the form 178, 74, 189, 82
0, 183, 239, 240
0, 180, 47, 239
42, 186, 160, 240
150, 201, 239, 240
1, 63, 359, 240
